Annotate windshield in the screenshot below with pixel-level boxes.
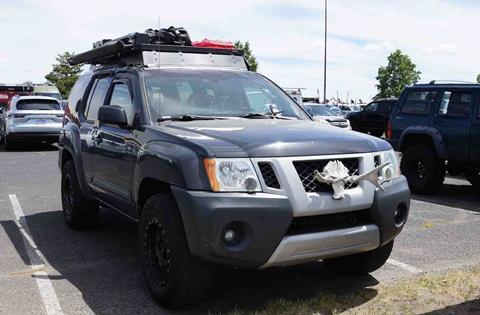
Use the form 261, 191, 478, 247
304, 105, 334, 116
143, 69, 308, 121
16, 99, 61, 110
328, 106, 343, 116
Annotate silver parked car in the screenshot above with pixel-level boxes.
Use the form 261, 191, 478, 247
0, 96, 64, 149
303, 103, 352, 129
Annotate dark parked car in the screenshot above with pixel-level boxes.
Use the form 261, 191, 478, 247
59, 28, 410, 308
388, 82, 480, 193
347, 98, 397, 137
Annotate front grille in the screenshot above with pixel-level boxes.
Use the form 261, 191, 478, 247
286, 210, 371, 235
258, 162, 281, 189
293, 158, 360, 193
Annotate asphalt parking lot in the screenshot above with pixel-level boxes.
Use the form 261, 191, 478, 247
1, 144, 479, 314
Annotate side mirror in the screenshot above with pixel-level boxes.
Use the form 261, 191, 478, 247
98, 105, 128, 126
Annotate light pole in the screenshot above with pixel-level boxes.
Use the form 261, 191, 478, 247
323, 0, 328, 103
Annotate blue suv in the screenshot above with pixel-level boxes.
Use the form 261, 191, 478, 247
388, 82, 480, 194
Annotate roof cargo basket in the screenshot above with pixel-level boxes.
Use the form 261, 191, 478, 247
68, 27, 247, 70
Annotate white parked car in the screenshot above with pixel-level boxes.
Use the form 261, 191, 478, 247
0, 96, 64, 149
303, 103, 351, 129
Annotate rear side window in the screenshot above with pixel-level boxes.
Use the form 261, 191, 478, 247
85, 76, 110, 121
68, 74, 92, 113
438, 91, 472, 118
16, 99, 60, 110
364, 102, 379, 112
400, 91, 437, 115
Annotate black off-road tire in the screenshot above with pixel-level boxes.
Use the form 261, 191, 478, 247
324, 240, 394, 275
61, 160, 99, 229
139, 193, 213, 309
400, 144, 445, 194
465, 170, 480, 188
3, 134, 13, 150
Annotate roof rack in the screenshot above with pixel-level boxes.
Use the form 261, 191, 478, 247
428, 80, 475, 85
68, 28, 248, 70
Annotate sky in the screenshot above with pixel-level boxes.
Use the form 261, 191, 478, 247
0, 0, 479, 101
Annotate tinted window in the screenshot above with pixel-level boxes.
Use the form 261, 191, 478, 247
108, 83, 134, 123
364, 103, 379, 112
400, 91, 437, 115
16, 99, 60, 110
68, 74, 91, 113
86, 76, 110, 121
438, 91, 472, 118
377, 102, 393, 112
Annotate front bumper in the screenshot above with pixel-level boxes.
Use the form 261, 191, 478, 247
172, 176, 410, 269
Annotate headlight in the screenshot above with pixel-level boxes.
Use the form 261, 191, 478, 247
379, 150, 401, 181
203, 158, 261, 192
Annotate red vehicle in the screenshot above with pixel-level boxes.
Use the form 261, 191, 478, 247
0, 85, 34, 110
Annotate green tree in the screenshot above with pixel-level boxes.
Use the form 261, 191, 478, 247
476, 74, 480, 83
234, 41, 258, 72
375, 50, 421, 99
45, 52, 82, 97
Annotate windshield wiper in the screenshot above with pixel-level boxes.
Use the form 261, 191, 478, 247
240, 112, 296, 120
157, 115, 229, 122
240, 112, 270, 119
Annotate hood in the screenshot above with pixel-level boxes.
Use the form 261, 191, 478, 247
154, 119, 391, 158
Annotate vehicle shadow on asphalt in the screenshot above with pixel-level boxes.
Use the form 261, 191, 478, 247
412, 183, 480, 213
421, 298, 480, 314
1, 209, 379, 314
0, 142, 57, 152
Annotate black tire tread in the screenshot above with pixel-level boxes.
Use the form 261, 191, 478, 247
140, 193, 212, 309
400, 144, 445, 194
465, 170, 480, 188
61, 160, 98, 229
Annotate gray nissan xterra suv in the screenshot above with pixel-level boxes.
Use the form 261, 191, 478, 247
58, 28, 411, 308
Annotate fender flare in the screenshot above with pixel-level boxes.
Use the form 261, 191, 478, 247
59, 124, 90, 195
398, 126, 447, 159
133, 140, 211, 208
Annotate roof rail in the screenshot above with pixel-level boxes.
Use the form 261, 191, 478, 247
428, 80, 475, 85
68, 28, 245, 67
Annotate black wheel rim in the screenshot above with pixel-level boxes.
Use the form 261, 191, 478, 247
62, 174, 74, 216
145, 218, 171, 287
414, 160, 426, 179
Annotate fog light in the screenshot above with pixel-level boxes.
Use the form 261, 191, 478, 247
223, 229, 236, 243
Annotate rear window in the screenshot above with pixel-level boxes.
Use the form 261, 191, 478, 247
16, 99, 61, 110
400, 91, 437, 115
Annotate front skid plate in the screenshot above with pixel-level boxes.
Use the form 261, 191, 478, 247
260, 224, 380, 268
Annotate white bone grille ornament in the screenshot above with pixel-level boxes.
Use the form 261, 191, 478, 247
313, 160, 390, 200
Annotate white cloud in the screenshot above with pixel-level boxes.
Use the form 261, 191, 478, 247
425, 43, 459, 55
362, 41, 395, 53
0, 0, 479, 100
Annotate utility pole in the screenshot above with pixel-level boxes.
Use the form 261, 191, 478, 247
323, 0, 328, 103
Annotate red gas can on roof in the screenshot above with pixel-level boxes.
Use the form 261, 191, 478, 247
192, 39, 234, 50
